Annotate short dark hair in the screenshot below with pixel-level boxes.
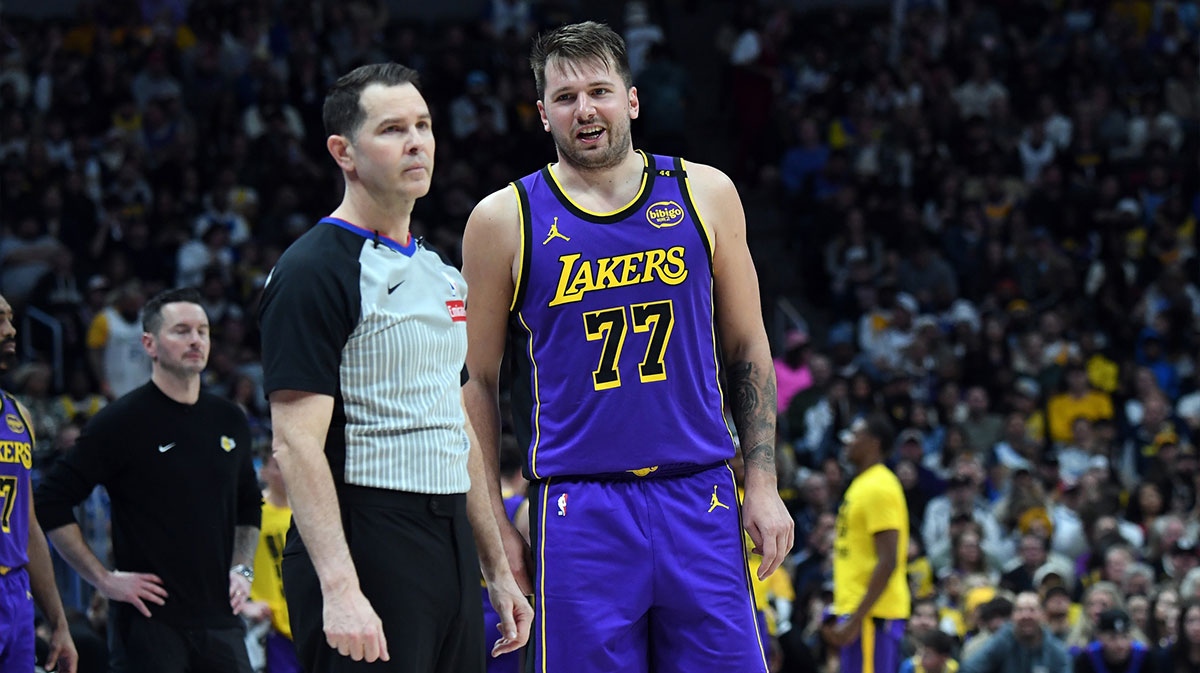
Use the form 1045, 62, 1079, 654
143, 287, 205, 334
323, 63, 421, 139
921, 629, 956, 656
529, 21, 633, 99
980, 597, 1014, 622
863, 412, 896, 452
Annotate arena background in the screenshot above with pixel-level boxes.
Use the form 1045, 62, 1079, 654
2, 1, 1199, 671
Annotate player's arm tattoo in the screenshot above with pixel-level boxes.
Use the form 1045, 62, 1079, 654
728, 360, 777, 475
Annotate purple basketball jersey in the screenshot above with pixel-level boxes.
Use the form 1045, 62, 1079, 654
508, 152, 735, 479
0, 392, 33, 570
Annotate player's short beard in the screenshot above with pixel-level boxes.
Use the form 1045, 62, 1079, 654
0, 341, 15, 371
552, 117, 632, 172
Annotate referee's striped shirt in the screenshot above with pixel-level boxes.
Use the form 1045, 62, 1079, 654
259, 217, 470, 494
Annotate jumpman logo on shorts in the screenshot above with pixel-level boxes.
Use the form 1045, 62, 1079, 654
708, 485, 729, 513
543, 217, 571, 245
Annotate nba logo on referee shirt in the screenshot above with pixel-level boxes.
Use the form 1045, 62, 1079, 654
557, 493, 568, 516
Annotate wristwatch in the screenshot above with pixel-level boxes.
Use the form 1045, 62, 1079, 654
231, 564, 254, 583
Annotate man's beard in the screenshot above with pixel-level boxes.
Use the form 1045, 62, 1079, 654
0, 339, 16, 371
552, 119, 632, 171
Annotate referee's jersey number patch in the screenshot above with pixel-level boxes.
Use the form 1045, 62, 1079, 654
446, 300, 466, 322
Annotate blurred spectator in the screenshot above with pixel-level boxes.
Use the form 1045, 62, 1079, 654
622, 1, 664, 78
1, 215, 64, 308
899, 629, 958, 673
85, 281, 151, 399
1073, 608, 1157, 673
1048, 364, 1115, 445
924, 459, 1012, 572
1159, 598, 1200, 670
953, 58, 1008, 120
448, 70, 507, 141
774, 329, 813, 414
961, 592, 1071, 673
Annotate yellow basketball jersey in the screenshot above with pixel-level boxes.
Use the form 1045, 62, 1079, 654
833, 464, 910, 618
250, 500, 292, 638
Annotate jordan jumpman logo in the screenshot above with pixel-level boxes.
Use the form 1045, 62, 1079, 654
708, 485, 729, 513
543, 217, 571, 245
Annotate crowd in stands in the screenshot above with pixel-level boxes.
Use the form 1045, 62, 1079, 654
2, 0, 1200, 671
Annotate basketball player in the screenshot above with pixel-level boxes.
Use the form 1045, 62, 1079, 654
823, 413, 910, 673
0, 293, 77, 673
461, 21, 793, 673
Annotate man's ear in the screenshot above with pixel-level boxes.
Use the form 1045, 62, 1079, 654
327, 134, 355, 173
141, 332, 156, 361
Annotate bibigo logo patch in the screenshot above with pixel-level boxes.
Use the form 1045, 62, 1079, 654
5, 414, 24, 434
645, 201, 684, 228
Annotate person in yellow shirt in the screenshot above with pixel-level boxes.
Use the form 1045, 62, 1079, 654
824, 413, 910, 673
1047, 365, 1114, 444
242, 449, 301, 673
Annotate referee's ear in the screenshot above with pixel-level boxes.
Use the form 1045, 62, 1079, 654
328, 134, 355, 173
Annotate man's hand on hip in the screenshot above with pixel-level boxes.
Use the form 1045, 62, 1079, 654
100, 570, 168, 618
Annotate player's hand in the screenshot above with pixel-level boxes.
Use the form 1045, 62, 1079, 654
229, 571, 252, 615
500, 519, 533, 595
100, 570, 168, 618
323, 587, 390, 663
44, 620, 78, 673
486, 574, 533, 657
741, 482, 794, 580
822, 618, 859, 649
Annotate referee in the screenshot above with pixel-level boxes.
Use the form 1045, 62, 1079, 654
36, 287, 261, 673
258, 62, 530, 671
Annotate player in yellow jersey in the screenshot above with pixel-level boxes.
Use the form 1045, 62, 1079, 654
824, 413, 910, 673
243, 449, 301, 673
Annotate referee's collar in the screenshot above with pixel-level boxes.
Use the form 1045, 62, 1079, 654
321, 217, 416, 256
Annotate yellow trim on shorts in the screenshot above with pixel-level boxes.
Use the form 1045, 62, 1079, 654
862, 618, 876, 673
538, 478, 551, 672
726, 463, 770, 672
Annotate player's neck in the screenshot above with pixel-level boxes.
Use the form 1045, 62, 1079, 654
332, 185, 414, 243
151, 369, 201, 405
852, 456, 882, 474
550, 147, 644, 206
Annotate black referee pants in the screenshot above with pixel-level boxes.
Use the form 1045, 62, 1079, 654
283, 486, 485, 672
